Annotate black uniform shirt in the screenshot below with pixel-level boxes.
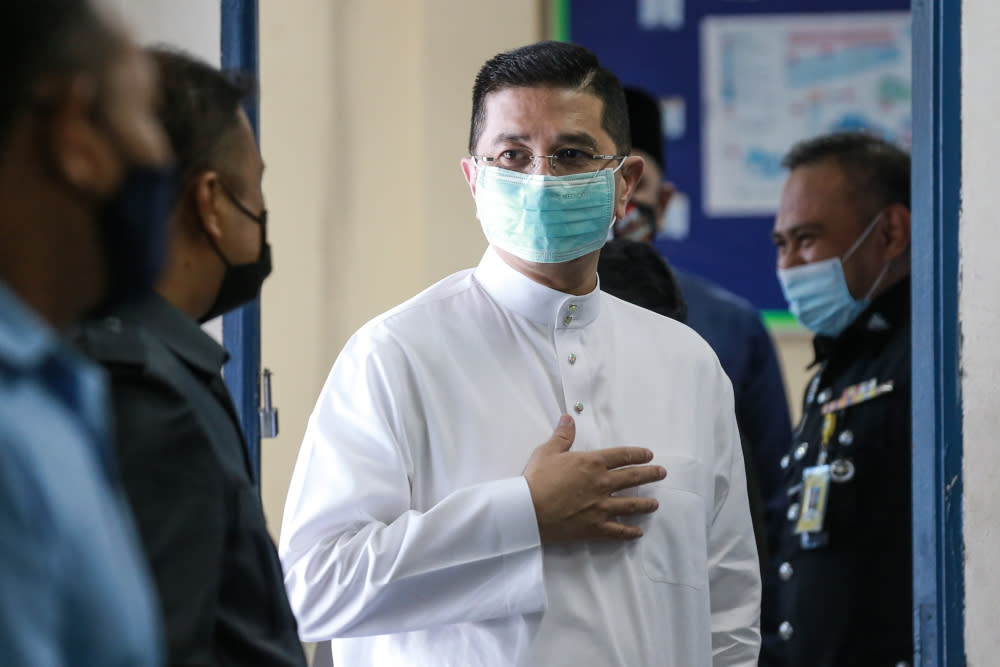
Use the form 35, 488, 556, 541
774, 278, 912, 667
77, 295, 306, 667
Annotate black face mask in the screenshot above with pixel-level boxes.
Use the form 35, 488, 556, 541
199, 184, 272, 323
100, 164, 176, 308
39, 109, 176, 312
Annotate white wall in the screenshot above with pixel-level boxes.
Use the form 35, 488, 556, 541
100, 0, 221, 64
962, 0, 1000, 662
258, 1, 544, 539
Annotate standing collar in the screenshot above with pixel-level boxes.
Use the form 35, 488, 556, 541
473, 246, 602, 329
116, 294, 229, 376
812, 276, 911, 363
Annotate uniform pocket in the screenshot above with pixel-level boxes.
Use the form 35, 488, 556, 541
637, 455, 709, 590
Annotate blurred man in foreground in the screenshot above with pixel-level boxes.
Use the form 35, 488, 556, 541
0, 1, 174, 663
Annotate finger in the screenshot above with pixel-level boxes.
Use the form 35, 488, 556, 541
597, 446, 655, 469
601, 496, 659, 516
605, 464, 667, 493
594, 520, 644, 540
539, 414, 575, 453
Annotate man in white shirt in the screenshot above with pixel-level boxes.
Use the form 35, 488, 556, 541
280, 41, 761, 667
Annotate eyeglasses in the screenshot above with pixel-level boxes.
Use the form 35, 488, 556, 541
471, 148, 627, 176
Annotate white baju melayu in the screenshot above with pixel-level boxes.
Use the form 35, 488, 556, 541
280, 247, 761, 667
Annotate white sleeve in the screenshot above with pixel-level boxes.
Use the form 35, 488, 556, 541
707, 365, 763, 666
278, 326, 546, 642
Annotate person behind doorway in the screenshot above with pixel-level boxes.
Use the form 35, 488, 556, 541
75, 49, 307, 666
280, 40, 760, 667
0, 1, 174, 664
619, 84, 793, 642
768, 131, 912, 666
598, 236, 688, 322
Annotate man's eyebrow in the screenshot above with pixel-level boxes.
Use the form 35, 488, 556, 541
491, 133, 530, 145
554, 132, 598, 148
772, 221, 823, 240
488, 132, 600, 149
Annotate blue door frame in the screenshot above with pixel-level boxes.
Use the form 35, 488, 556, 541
911, 0, 964, 664
220, 0, 262, 484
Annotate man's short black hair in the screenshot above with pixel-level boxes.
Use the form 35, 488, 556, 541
624, 86, 665, 173
599, 238, 687, 323
0, 0, 119, 149
468, 41, 631, 155
782, 131, 911, 213
150, 48, 256, 197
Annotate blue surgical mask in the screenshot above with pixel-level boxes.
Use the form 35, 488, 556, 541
777, 212, 888, 337
474, 164, 619, 263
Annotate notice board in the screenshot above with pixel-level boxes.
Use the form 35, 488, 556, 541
567, 0, 911, 313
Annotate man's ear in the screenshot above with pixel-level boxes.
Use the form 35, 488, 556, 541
460, 157, 478, 197
47, 74, 120, 195
880, 203, 911, 262
193, 171, 225, 243
614, 155, 644, 221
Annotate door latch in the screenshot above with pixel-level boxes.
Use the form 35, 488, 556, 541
259, 368, 279, 438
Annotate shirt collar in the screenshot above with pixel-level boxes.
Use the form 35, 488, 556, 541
473, 246, 602, 329
0, 281, 109, 443
0, 281, 58, 371
117, 294, 229, 376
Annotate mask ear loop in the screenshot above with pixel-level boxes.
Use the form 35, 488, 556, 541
841, 210, 884, 263
842, 210, 892, 301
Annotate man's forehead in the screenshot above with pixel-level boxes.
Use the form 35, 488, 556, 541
481, 85, 606, 137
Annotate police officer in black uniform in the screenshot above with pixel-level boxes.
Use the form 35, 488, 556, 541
766, 132, 912, 667
76, 50, 307, 666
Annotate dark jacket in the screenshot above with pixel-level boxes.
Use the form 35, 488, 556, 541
770, 278, 912, 667
76, 295, 306, 667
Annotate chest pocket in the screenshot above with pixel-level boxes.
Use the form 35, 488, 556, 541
635, 455, 709, 590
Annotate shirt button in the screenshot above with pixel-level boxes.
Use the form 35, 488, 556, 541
817, 389, 832, 404
568, 353, 577, 365
779, 562, 794, 581
838, 430, 855, 446
793, 443, 808, 461
568, 304, 578, 311
787, 503, 800, 522
780, 454, 790, 470
779, 621, 794, 641
574, 402, 584, 414
563, 315, 574, 326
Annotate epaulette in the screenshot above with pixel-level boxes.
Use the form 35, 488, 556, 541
73, 316, 150, 368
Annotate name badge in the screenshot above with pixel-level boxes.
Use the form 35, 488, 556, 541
794, 465, 831, 535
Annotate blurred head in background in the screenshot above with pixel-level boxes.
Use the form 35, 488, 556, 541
0, 0, 173, 327
616, 86, 675, 243
773, 131, 910, 335
148, 48, 269, 323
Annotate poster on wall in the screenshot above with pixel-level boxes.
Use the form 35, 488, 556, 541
702, 12, 911, 217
